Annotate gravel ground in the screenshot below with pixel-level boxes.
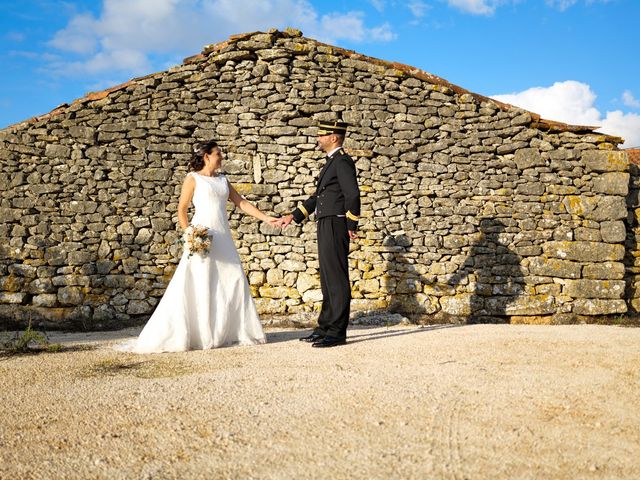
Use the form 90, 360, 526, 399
1, 323, 639, 480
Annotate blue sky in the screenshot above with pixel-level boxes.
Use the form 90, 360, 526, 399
1, 0, 639, 145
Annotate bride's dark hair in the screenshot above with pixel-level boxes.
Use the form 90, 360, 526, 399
189, 140, 219, 171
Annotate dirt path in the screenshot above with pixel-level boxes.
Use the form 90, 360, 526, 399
1, 324, 639, 479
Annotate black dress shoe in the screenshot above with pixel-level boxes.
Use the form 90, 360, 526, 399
311, 336, 347, 348
300, 333, 325, 343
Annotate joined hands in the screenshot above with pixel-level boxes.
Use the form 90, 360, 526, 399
271, 214, 294, 229
268, 215, 357, 240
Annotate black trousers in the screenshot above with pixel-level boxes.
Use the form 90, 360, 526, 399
314, 216, 351, 339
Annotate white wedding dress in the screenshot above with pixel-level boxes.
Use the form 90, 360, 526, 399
117, 172, 266, 353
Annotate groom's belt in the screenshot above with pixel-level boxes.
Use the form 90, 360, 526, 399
317, 209, 357, 219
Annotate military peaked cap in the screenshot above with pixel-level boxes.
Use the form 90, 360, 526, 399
317, 121, 349, 135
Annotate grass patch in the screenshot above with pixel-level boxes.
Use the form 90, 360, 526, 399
0, 321, 63, 356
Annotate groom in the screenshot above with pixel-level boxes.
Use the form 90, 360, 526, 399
276, 121, 361, 347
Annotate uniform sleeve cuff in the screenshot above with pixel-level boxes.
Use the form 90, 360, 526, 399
292, 208, 305, 223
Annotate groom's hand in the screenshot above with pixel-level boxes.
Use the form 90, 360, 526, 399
348, 230, 358, 240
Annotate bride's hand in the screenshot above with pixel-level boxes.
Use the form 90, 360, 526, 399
182, 225, 194, 239
266, 217, 281, 227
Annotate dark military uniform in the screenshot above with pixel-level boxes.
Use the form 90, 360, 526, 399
292, 132, 360, 340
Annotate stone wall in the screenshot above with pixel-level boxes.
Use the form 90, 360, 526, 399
624, 149, 640, 312
0, 28, 631, 329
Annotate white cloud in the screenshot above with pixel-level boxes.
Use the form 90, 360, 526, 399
446, 0, 504, 15
492, 80, 601, 125
546, 0, 613, 11
545, 0, 577, 10
623, 90, 640, 109
408, 0, 430, 18
370, 0, 386, 12
368, 23, 397, 41
600, 111, 640, 147
47, 0, 395, 77
49, 13, 98, 54
492, 80, 640, 147
318, 12, 396, 42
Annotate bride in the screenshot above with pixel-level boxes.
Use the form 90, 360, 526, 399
118, 140, 276, 353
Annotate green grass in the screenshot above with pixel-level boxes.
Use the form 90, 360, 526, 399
1, 321, 64, 356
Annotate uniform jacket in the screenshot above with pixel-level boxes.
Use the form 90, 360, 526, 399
292, 148, 361, 231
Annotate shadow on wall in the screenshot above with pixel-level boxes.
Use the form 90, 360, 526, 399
624, 160, 640, 312
382, 217, 524, 323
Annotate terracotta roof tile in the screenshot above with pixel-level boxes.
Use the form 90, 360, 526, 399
626, 149, 640, 164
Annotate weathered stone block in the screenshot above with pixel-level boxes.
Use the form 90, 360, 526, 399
527, 257, 581, 279
487, 295, 555, 316
44, 247, 67, 266
45, 144, 70, 158
32, 293, 57, 307
69, 126, 96, 143
0, 292, 27, 304
8, 264, 37, 277
582, 150, 628, 172
57, 286, 84, 305
135, 228, 154, 244
572, 299, 626, 315
133, 168, 171, 181
575, 227, 601, 242
592, 172, 629, 196
600, 220, 626, 243
28, 278, 54, 294
302, 289, 323, 303
93, 304, 116, 321
103, 275, 135, 288
582, 262, 625, 280
514, 148, 545, 170
253, 297, 288, 314
296, 272, 319, 293
0, 275, 25, 292
389, 294, 437, 314
440, 294, 475, 315
562, 195, 598, 218
96, 260, 116, 275
68, 251, 94, 265
0, 207, 22, 222
248, 271, 265, 286
51, 275, 91, 287
121, 257, 139, 274
127, 300, 153, 315
561, 279, 625, 299
587, 196, 627, 221
258, 285, 300, 299
542, 241, 624, 262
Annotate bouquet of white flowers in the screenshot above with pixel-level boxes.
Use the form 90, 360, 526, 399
179, 224, 212, 258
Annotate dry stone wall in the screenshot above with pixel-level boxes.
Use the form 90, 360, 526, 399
624, 150, 640, 313
0, 28, 632, 329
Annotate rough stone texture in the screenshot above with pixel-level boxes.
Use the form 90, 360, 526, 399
624, 156, 640, 313
0, 29, 632, 328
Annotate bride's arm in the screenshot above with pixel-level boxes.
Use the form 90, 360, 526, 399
177, 175, 196, 229
228, 181, 276, 224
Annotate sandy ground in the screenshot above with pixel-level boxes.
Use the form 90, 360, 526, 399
1, 323, 639, 480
